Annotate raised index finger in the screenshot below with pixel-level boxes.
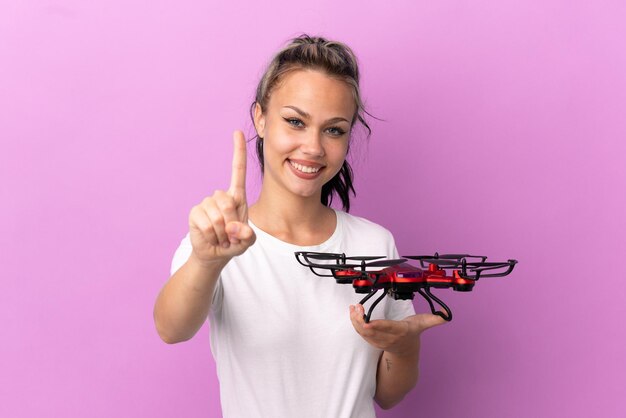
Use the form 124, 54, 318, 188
228, 130, 247, 199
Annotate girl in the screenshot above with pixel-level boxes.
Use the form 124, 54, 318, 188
154, 34, 445, 418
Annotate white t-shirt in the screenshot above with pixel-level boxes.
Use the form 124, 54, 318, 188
170, 210, 415, 418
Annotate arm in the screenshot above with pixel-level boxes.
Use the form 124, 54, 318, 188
153, 131, 255, 344
374, 327, 421, 409
153, 255, 227, 344
349, 305, 445, 409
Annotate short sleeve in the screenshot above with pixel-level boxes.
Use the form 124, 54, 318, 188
170, 233, 193, 275
169, 233, 224, 313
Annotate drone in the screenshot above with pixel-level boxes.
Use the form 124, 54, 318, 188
295, 252, 518, 322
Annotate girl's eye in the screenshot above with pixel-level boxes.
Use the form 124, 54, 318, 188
285, 118, 304, 127
326, 127, 346, 137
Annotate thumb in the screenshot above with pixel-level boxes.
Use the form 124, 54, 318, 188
420, 313, 448, 330
409, 313, 447, 333
226, 221, 256, 245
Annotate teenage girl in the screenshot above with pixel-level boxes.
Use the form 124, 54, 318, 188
154, 34, 445, 418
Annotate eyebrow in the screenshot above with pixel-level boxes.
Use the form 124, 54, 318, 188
282, 105, 350, 124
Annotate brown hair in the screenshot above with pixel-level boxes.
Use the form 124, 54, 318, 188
250, 34, 371, 212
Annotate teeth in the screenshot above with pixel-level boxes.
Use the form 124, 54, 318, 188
290, 161, 321, 174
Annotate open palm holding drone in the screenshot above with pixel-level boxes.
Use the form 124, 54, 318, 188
349, 304, 447, 354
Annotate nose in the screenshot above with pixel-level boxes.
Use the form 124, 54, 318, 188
300, 130, 325, 157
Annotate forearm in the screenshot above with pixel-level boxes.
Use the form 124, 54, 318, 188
374, 337, 421, 409
153, 254, 227, 344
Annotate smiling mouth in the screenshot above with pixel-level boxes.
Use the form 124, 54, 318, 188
288, 160, 322, 174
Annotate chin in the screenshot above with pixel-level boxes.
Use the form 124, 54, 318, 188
290, 187, 322, 199
285, 179, 327, 198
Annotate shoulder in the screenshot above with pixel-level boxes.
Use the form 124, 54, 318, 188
337, 210, 395, 242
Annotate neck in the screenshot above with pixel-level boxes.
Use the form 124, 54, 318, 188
249, 181, 337, 245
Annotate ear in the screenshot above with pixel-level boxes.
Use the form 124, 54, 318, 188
253, 102, 266, 139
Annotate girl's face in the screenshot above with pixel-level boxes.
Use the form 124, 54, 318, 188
254, 69, 355, 202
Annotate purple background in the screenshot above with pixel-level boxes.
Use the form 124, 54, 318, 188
2, 1, 625, 417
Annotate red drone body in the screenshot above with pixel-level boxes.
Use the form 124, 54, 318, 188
295, 252, 517, 322
347, 263, 477, 293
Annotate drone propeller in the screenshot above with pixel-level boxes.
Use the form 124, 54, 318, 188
333, 258, 407, 270
465, 261, 514, 268
298, 252, 345, 260
403, 255, 438, 261
404, 253, 489, 269
404, 254, 487, 261
366, 258, 407, 267
420, 258, 463, 266
403, 256, 463, 269
296, 252, 386, 262
346, 256, 387, 261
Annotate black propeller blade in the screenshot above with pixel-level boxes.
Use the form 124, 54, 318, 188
296, 252, 386, 263
422, 259, 463, 266
366, 258, 407, 267
404, 254, 487, 261
333, 258, 407, 270
345, 256, 387, 261
299, 252, 345, 260
403, 255, 437, 261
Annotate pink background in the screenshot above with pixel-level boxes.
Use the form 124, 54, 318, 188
2, 1, 625, 417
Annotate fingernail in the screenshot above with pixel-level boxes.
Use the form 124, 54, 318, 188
222, 242, 229, 248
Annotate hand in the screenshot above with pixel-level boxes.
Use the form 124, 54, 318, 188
349, 304, 446, 356
188, 131, 256, 265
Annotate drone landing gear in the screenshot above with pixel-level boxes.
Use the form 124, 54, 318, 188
416, 287, 453, 321
358, 290, 388, 323
359, 287, 453, 323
